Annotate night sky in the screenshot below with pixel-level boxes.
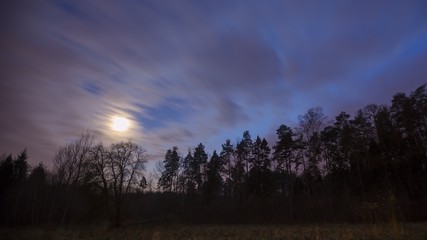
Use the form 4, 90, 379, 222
1, 0, 427, 168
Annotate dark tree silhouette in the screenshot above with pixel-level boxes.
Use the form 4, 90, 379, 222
220, 139, 235, 199
0, 150, 29, 225
273, 124, 296, 218
204, 150, 224, 202
249, 136, 271, 197
52, 131, 94, 224
297, 107, 326, 197
96, 141, 146, 227
182, 150, 196, 194
28, 163, 48, 225
158, 146, 180, 192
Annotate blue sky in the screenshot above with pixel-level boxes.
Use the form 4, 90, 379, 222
1, 0, 426, 168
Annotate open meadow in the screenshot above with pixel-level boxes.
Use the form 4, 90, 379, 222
2, 222, 427, 240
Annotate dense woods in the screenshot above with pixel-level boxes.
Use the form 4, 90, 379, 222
1, 85, 426, 226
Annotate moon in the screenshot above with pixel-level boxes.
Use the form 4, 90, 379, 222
111, 116, 130, 132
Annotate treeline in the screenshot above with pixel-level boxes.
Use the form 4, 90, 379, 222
1, 85, 426, 226
154, 85, 427, 223
0, 138, 146, 227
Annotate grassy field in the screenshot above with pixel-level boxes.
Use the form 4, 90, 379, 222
1, 222, 427, 240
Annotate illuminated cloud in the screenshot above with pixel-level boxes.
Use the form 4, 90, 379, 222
1, 0, 426, 167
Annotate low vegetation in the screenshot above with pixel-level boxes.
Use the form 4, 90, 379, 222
2, 222, 427, 240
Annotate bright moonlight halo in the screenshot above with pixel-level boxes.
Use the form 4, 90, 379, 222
111, 116, 130, 132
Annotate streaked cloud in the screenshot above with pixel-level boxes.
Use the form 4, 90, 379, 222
1, 0, 426, 167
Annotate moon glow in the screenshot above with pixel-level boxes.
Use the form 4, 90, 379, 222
111, 116, 130, 132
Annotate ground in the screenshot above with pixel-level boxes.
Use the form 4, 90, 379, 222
1, 222, 427, 240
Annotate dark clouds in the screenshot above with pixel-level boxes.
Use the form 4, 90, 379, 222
1, 0, 426, 167
190, 33, 282, 89
216, 98, 249, 128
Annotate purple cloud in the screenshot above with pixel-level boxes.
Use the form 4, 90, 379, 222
1, 0, 426, 167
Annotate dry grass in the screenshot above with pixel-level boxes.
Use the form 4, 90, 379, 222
1, 222, 427, 240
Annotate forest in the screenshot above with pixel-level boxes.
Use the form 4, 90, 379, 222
1, 85, 426, 227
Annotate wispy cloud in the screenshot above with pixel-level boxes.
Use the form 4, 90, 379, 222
1, 0, 426, 167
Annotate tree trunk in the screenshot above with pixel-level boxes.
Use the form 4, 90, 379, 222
114, 200, 122, 227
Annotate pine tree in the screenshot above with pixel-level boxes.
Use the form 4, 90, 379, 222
182, 150, 196, 194
249, 136, 271, 197
273, 124, 295, 180
237, 131, 253, 175
204, 150, 224, 201
182, 144, 208, 194
193, 143, 208, 193
220, 139, 234, 198
158, 146, 180, 192
14, 149, 28, 183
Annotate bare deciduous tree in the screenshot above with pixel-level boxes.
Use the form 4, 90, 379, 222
88, 140, 146, 227
52, 131, 94, 224
53, 131, 94, 186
